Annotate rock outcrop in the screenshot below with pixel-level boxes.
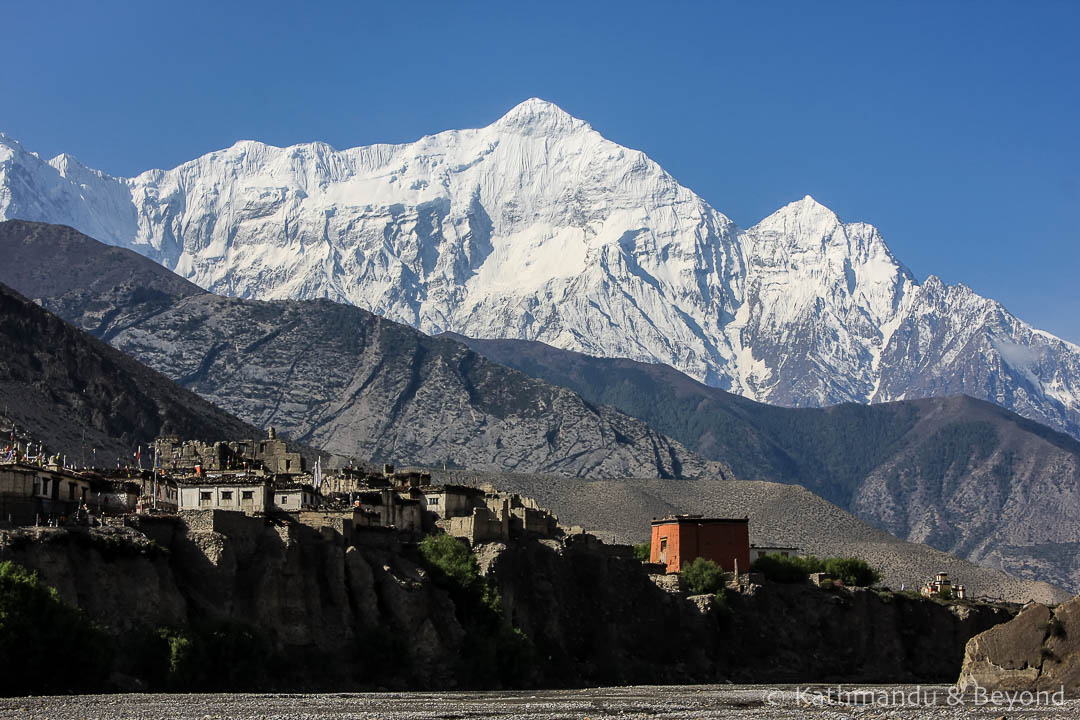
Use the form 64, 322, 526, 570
958, 595, 1080, 694
0, 517, 1015, 691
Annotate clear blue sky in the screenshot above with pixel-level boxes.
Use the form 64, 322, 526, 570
5, 1, 1079, 341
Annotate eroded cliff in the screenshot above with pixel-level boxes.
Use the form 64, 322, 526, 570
0, 515, 1014, 692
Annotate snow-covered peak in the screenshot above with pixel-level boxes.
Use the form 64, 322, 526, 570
492, 97, 591, 136
751, 194, 842, 240
48, 152, 93, 178
2, 111, 1080, 441
0, 134, 29, 162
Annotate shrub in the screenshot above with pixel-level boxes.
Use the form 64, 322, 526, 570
160, 620, 272, 691
632, 542, 651, 562
822, 557, 881, 587
0, 561, 111, 696
750, 554, 822, 582
681, 557, 725, 595
750, 554, 881, 587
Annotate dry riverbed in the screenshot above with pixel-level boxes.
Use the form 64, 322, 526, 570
2, 685, 1076, 719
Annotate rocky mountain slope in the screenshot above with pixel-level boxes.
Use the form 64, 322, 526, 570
0, 282, 258, 460
0, 221, 708, 479
2, 102, 1079, 439
451, 334, 1080, 593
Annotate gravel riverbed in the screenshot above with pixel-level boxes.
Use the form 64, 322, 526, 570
1, 685, 1077, 720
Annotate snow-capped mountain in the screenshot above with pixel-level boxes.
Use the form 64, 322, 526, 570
3, 98, 1079, 438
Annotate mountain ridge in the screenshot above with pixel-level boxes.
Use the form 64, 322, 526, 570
2, 99, 1079, 441
448, 332, 1080, 592
0, 280, 260, 460
0, 219, 712, 480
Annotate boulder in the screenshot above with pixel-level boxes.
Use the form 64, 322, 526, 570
958, 595, 1080, 695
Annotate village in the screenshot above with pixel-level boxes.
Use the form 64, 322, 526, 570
0, 428, 967, 600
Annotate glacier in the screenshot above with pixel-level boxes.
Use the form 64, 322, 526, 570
2, 98, 1079, 439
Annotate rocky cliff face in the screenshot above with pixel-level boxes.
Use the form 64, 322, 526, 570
3, 102, 1080, 441
0, 519, 1013, 691
958, 594, 1080, 695
482, 537, 1012, 685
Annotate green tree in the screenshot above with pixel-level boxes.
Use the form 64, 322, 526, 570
419, 534, 482, 591
0, 561, 111, 696
632, 542, 651, 562
417, 534, 533, 687
681, 557, 726, 595
822, 557, 881, 587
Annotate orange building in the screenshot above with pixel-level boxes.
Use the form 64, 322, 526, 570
650, 515, 750, 574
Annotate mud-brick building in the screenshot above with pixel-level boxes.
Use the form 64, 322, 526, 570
177, 476, 273, 514
155, 428, 303, 476
271, 480, 319, 513
650, 515, 750, 574
353, 489, 423, 533
0, 462, 91, 525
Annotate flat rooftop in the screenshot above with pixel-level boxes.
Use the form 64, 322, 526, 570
651, 515, 748, 526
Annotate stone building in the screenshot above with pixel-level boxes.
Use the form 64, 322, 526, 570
0, 462, 91, 525
419, 484, 487, 525
353, 489, 422, 533
89, 478, 141, 516
177, 476, 273, 514
272, 481, 319, 513
437, 505, 509, 544
299, 507, 380, 545
413, 483, 559, 544
650, 515, 750, 574
749, 543, 801, 563
155, 428, 303, 476
85, 471, 179, 515
921, 571, 967, 600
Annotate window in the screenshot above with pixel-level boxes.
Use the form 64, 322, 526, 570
285, 459, 291, 471
241, 491, 254, 501
221, 491, 233, 501
427, 497, 440, 506
68, 483, 76, 500
280, 495, 288, 504
200, 491, 212, 501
